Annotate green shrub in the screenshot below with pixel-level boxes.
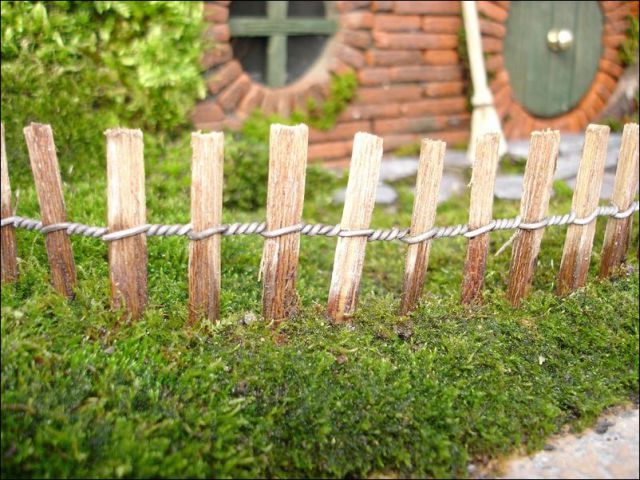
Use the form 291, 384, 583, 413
1, 1, 206, 180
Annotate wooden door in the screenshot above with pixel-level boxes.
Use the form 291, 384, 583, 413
503, 1, 603, 118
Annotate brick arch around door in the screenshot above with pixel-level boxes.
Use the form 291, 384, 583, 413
481, 0, 635, 139
194, 1, 635, 165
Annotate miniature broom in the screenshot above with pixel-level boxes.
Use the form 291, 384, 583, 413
462, 1, 507, 161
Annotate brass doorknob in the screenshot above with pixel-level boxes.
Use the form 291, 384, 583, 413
547, 28, 573, 52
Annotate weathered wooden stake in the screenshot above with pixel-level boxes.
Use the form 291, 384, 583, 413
599, 122, 639, 278
327, 132, 383, 322
507, 129, 560, 306
189, 131, 224, 323
1, 123, 18, 283
24, 123, 76, 298
262, 124, 309, 322
556, 124, 609, 295
399, 138, 445, 315
461, 133, 500, 305
105, 128, 147, 319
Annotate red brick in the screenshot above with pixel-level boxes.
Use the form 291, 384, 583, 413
382, 134, 421, 151
422, 16, 463, 34
485, 54, 504, 72
275, 94, 292, 118
371, 1, 395, 12
476, 1, 508, 22
261, 90, 280, 114
338, 103, 402, 121
424, 81, 466, 97
336, 0, 371, 12
342, 29, 372, 49
430, 129, 469, 146
223, 117, 243, 131
206, 24, 230, 42
490, 69, 509, 91
374, 116, 441, 135
340, 11, 375, 29
217, 74, 251, 112
357, 85, 423, 104
423, 50, 460, 65
196, 120, 224, 132
604, 19, 631, 35
399, 97, 468, 117
599, 58, 624, 78
374, 14, 421, 31
203, 3, 228, 23
201, 44, 233, 70
309, 121, 372, 143
329, 59, 356, 76
337, 44, 366, 68
594, 72, 617, 92
482, 37, 503, 53
600, 1, 624, 13
190, 100, 225, 126
603, 34, 626, 48
374, 32, 458, 49
394, 1, 461, 15
602, 47, 622, 63
357, 67, 392, 85
308, 140, 354, 160
206, 60, 242, 94
391, 65, 463, 82
479, 19, 506, 38
237, 85, 266, 118
603, 6, 635, 21
365, 49, 423, 66
493, 84, 512, 114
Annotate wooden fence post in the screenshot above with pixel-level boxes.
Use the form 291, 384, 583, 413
23, 123, 76, 298
507, 129, 560, 306
105, 128, 147, 319
399, 138, 445, 315
599, 122, 639, 278
327, 132, 383, 322
556, 124, 609, 295
461, 133, 500, 305
262, 124, 309, 322
1, 123, 18, 283
189, 131, 224, 323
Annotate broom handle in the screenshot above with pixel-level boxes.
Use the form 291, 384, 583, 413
462, 1, 493, 107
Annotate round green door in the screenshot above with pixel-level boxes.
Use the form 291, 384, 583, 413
503, 1, 603, 118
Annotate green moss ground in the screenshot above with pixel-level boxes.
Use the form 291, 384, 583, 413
1, 140, 639, 478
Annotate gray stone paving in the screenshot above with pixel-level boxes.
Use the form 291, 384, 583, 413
495, 407, 639, 479
332, 132, 632, 205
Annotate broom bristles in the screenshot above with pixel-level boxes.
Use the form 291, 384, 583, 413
467, 105, 507, 162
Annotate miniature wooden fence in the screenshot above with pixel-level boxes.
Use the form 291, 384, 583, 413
1, 122, 639, 323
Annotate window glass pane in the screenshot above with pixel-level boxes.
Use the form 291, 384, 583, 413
288, 1, 325, 17
287, 36, 328, 84
229, 1, 266, 16
231, 37, 267, 84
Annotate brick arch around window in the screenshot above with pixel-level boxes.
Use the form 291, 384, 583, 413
193, 1, 635, 166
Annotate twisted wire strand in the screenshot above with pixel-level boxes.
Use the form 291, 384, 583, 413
1, 201, 638, 245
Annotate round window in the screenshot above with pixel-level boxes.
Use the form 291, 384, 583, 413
228, 1, 337, 88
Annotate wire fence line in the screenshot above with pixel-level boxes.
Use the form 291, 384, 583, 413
2, 201, 638, 244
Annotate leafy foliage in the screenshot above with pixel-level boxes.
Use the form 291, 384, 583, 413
1, 1, 206, 179
619, 14, 639, 66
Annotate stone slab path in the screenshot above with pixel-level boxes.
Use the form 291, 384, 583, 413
331, 132, 639, 205
494, 407, 639, 479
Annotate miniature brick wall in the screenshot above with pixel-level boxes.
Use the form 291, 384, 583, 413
193, 1, 635, 166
